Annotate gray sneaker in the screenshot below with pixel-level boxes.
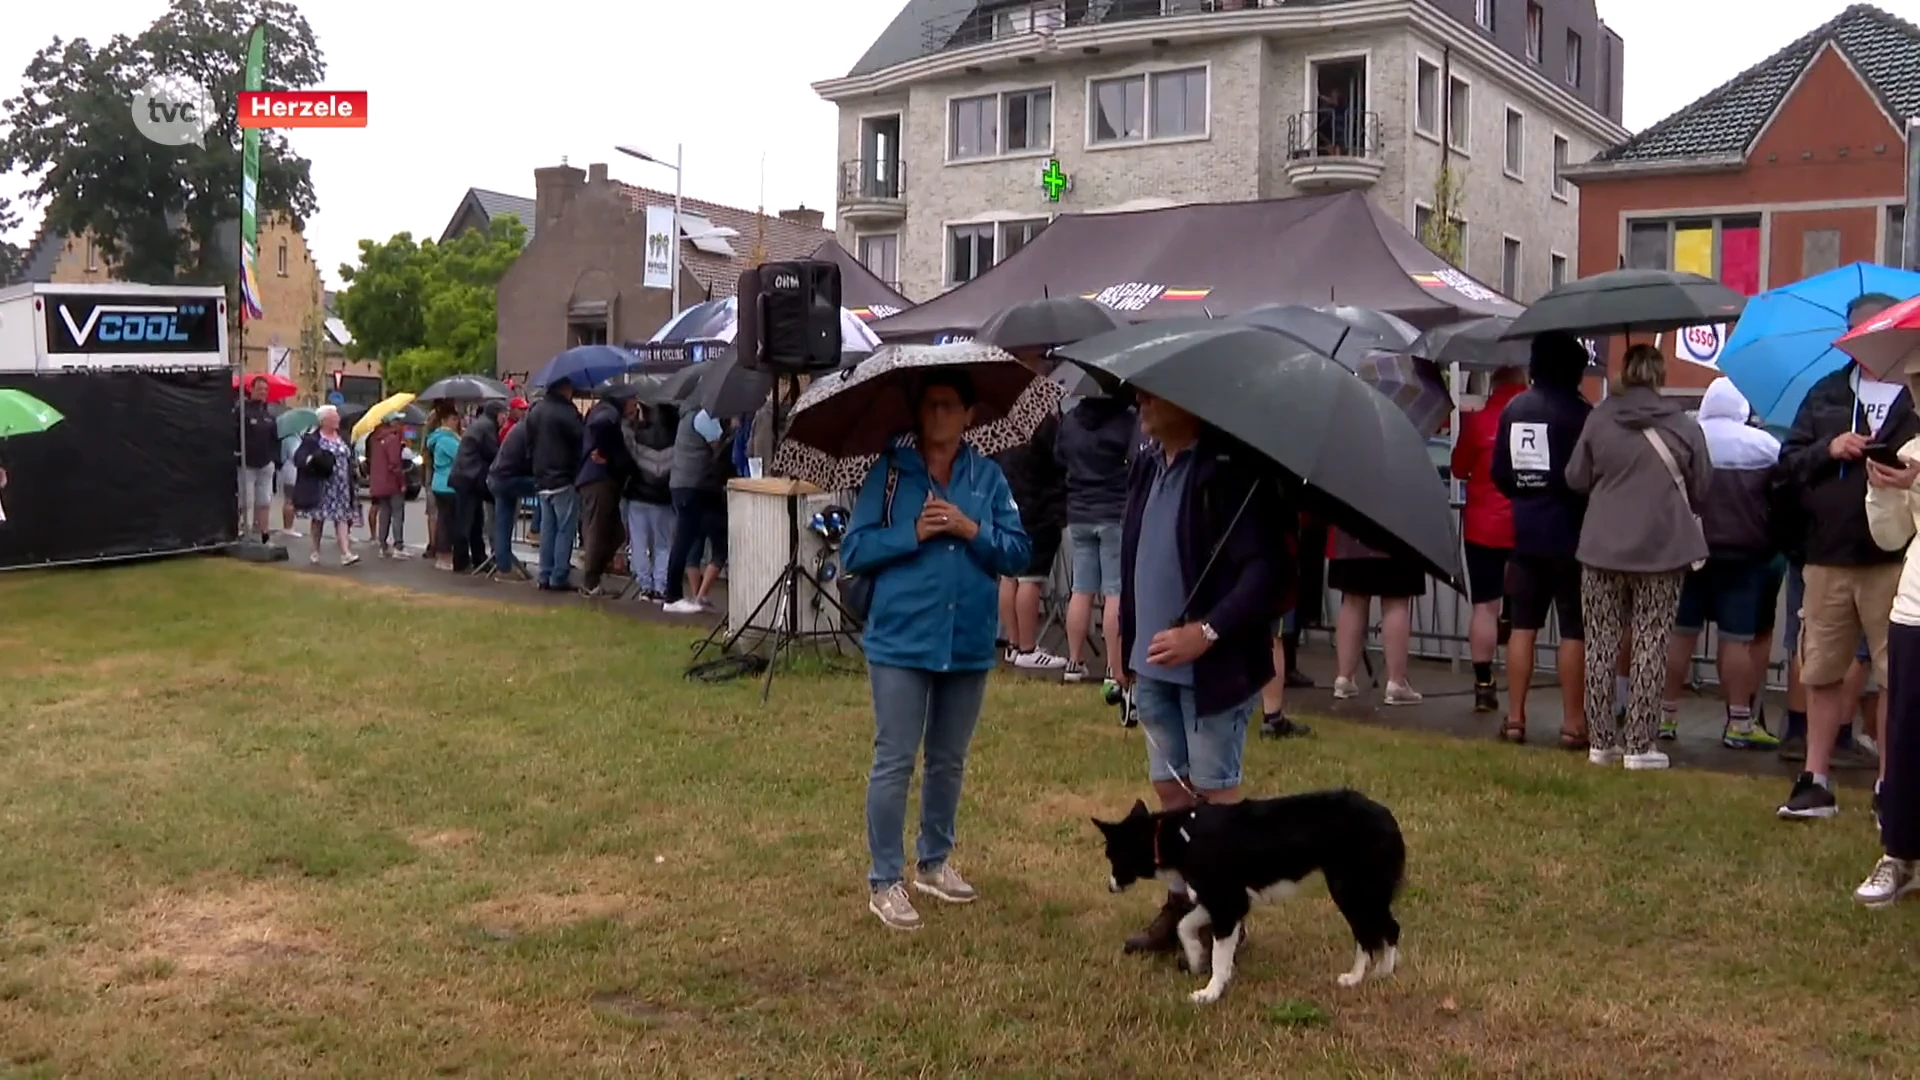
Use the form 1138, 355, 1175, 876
869, 882, 922, 930
1853, 856, 1918, 908
913, 862, 978, 904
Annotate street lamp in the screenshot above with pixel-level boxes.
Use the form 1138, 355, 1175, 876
617, 143, 739, 316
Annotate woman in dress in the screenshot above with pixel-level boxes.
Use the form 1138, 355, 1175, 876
290, 404, 363, 567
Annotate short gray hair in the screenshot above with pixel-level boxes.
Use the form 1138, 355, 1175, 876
316, 404, 339, 422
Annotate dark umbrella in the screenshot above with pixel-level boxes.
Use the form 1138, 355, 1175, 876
1230, 305, 1393, 365
770, 342, 1067, 492
416, 374, 512, 402
1408, 317, 1529, 370
1316, 305, 1420, 348
1055, 320, 1460, 587
692, 346, 867, 418
640, 363, 709, 405
340, 401, 426, 434
1501, 269, 1748, 339
975, 297, 1125, 352
530, 344, 641, 389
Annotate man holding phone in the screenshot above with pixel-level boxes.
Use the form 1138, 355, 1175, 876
1776, 293, 1918, 819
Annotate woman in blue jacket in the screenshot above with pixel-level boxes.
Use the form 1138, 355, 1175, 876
841, 370, 1031, 931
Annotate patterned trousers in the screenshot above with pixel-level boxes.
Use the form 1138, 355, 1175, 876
1582, 566, 1686, 755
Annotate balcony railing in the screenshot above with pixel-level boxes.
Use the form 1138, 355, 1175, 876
840, 159, 906, 202
1286, 108, 1382, 160
923, 0, 1276, 54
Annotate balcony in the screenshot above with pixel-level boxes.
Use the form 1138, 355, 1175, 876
923, 0, 1269, 53
839, 160, 907, 225
1283, 110, 1385, 191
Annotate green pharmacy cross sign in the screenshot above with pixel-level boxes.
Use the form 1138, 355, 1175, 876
1040, 158, 1071, 201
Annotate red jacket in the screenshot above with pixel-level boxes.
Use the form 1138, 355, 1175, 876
367, 427, 406, 498
1450, 382, 1523, 549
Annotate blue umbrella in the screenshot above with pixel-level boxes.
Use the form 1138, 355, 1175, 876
1721, 263, 1920, 428
529, 345, 641, 389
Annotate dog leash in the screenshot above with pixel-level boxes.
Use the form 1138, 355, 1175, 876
1130, 710, 1207, 808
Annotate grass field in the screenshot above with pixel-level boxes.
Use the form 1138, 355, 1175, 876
0, 559, 1914, 1078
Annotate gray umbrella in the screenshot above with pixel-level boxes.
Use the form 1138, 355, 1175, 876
1408, 317, 1529, 370
1231, 305, 1392, 366
1501, 269, 1747, 338
1317, 305, 1420, 348
1056, 319, 1461, 588
975, 297, 1125, 353
417, 374, 512, 402
641, 363, 708, 405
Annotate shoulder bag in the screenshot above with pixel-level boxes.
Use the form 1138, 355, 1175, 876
1642, 429, 1706, 571
836, 454, 899, 627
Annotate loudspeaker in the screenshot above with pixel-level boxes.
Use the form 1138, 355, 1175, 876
736, 260, 843, 374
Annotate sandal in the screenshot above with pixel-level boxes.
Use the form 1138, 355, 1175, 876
1558, 729, 1589, 751
1500, 718, 1527, 743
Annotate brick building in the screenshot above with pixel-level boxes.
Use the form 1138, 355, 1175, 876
489, 162, 834, 381
1563, 3, 1918, 389
815, 0, 1630, 305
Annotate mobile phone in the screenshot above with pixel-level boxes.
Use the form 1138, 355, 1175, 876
1865, 442, 1906, 469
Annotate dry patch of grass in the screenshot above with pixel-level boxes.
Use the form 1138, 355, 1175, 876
0, 558, 1915, 1078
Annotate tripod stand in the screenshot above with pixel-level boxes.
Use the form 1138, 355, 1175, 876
686, 374, 864, 701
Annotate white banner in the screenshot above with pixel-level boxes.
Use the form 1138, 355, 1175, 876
1673, 323, 1728, 369
267, 345, 290, 376
643, 205, 675, 290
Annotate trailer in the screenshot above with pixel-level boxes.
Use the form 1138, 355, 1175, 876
0, 282, 227, 372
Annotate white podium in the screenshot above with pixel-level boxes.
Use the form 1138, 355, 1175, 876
724, 477, 848, 640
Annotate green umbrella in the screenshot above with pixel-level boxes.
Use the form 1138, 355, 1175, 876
0, 389, 64, 438
277, 406, 319, 438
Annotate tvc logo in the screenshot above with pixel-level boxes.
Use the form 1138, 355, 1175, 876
131, 74, 215, 147
59, 304, 205, 346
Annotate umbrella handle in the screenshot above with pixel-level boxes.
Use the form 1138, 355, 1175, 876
1176, 483, 1259, 624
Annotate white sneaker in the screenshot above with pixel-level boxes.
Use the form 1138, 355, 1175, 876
1014, 649, 1067, 671
868, 882, 922, 930
1332, 676, 1360, 700
1588, 746, 1624, 767
1853, 856, 1918, 908
1383, 681, 1423, 706
662, 599, 705, 615
1623, 750, 1670, 770
912, 863, 978, 904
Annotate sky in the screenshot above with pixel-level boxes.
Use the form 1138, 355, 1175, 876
0, 0, 1910, 289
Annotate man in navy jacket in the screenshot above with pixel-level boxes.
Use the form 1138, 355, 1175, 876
1115, 390, 1291, 955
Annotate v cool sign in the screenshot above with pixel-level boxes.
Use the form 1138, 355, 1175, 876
39, 290, 226, 368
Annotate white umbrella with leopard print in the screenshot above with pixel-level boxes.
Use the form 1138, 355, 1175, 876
769, 342, 1066, 492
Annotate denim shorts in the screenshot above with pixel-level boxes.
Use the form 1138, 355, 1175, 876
1067, 521, 1122, 597
1674, 555, 1772, 642
1133, 676, 1255, 791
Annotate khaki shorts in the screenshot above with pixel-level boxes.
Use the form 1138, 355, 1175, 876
1797, 563, 1901, 687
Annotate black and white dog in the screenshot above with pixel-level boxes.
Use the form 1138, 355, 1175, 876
1094, 789, 1406, 1004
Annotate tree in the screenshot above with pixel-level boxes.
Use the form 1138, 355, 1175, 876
0, 194, 23, 285
0, 0, 324, 287
334, 215, 526, 392
1420, 162, 1466, 267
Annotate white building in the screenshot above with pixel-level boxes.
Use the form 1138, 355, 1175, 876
814, 0, 1630, 306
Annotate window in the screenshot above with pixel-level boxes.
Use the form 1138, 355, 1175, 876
1551, 135, 1570, 200
1475, 0, 1493, 30
857, 234, 898, 288
948, 223, 995, 284
1414, 59, 1439, 138
1889, 207, 1908, 268
949, 95, 997, 160
1456, 220, 1470, 263
1001, 218, 1049, 261
1525, 2, 1543, 61
84, 236, 98, 272
1090, 66, 1208, 144
1566, 30, 1583, 86
1550, 252, 1568, 288
1003, 89, 1053, 153
995, 1, 1064, 38
949, 88, 1054, 160
1503, 108, 1524, 179
1446, 76, 1471, 152
276, 239, 289, 276
1624, 216, 1763, 295
1501, 237, 1521, 296
1414, 204, 1434, 245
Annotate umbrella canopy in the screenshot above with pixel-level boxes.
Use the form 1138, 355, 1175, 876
770, 342, 1066, 492
975, 296, 1124, 353
530, 344, 642, 389
235, 372, 298, 403
0, 389, 64, 438
1408, 316, 1529, 370
1836, 292, 1920, 382
870, 190, 1522, 340
1231, 305, 1396, 365
417, 374, 512, 402
1318, 305, 1419, 348
276, 406, 319, 439
1054, 320, 1460, 587
1721, 263, 1920, 427
1351, 351, 1453, 437
349, 392, 419, 443
640, 363, 709, 406
648, 295, 885, 355
811, 238, 914, 320
1502, 269, 1747, 339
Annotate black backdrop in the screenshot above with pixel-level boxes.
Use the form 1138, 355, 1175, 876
0, 370, 236, 569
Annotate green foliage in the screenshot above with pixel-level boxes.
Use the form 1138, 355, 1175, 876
0, 194, 23, 285
335, 215, 525, 392
0, 0, 325, 287
1420, 163, 1466, 267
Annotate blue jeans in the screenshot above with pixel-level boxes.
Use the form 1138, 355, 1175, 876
623, 498, 674, 594
1133, 676, 1256, 791
537, 487, 579, 588
491, 476, 534, 572
865, 664, 989, 888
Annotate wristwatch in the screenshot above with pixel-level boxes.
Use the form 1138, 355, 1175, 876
1198, 622, 1219, 643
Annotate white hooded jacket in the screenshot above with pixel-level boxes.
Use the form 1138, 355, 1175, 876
1693, 378, 1781, 557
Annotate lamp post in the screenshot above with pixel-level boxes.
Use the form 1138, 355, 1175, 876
616, 142, 687, 315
